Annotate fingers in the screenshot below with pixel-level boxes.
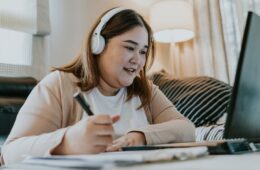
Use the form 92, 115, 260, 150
111, 114, 120, 123
61, 114, 120, 155
106, 132, 146, 152
91, 114, 120, 124
94, 135, 113, 146
93, 146, 109, 153
106, 136, 129, 152
82, 114, 122, 153
94, 124, 114, 135
88, 115, 117, 135
106, 142, 125, 152
87, 115, 117, 151
91, 115, 113, 124
106, 144, 121, 152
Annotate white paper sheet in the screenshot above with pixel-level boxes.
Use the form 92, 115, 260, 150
22, 147, 208, 169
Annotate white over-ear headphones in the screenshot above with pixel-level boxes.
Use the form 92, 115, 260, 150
91, 7, 125, 55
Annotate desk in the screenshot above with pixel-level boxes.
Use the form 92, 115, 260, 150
114, 152, 260, 170
1, 152, 260, 170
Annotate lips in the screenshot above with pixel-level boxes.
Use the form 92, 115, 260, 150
123, 67, 137, 74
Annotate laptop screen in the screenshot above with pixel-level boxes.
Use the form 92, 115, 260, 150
224, 11, 260, 141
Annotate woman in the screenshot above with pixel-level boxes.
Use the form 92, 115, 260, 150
0, 8, 195, 165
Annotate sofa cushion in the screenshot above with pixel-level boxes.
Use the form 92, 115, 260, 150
0, 76, 37, 97
151, 72, 232, 127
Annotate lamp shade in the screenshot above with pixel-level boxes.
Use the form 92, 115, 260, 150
150, 0, 195, 43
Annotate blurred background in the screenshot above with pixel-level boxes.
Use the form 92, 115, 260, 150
0, 0, 259, 85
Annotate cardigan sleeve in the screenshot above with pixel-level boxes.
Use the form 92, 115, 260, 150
129, 85, 195, 145
0, 71, 77, 165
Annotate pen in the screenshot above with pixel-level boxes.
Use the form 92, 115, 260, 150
73, 92, 94, 116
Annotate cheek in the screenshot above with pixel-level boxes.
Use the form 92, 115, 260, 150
140, 57, 146, 67
114, 50, 130, 64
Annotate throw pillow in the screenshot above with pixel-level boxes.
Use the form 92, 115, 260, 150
151, 72, 232, 127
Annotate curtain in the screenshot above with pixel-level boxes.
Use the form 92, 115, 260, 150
155, 0, 260, 85
0, 0, 50, 79
220, 0, 260, 84
155, 0, 230, 84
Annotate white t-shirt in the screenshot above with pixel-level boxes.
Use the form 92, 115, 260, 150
83, 87, 149, 138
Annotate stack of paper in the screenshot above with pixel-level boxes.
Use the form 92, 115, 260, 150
18, 147, 208, 169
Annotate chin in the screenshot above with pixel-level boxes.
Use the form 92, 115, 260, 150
120, 79, 134, 87
122, 82, 134, 87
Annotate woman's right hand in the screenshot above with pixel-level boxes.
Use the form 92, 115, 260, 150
53, 114, 120, 155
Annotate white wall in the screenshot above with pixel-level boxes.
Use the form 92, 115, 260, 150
47, 0, 89, 70
45, 0, 164, 75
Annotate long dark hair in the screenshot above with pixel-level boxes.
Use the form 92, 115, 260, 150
54, 8, 155, 109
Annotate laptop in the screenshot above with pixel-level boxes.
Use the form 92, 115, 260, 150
223, 11, 260, 143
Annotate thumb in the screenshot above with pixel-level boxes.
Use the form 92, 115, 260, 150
111, 114, 120, 123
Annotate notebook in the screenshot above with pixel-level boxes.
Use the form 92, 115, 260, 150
223, 11, 260, 143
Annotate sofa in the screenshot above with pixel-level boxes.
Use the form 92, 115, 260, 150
0, 76, 37, 142
150, 71, 232, 141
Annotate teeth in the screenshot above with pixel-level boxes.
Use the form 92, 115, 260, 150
124, 68, 136, 73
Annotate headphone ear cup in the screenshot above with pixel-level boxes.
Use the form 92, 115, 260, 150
91, 34, 105, 55
91, 8, 124, 55
97, 35, 105, 54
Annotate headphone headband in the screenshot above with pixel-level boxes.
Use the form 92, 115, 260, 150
91, 8, 125, 54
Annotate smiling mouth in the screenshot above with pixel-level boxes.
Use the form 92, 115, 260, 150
123, 67, 137, 74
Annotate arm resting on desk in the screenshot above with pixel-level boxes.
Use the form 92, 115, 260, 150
128, 85, 195, 145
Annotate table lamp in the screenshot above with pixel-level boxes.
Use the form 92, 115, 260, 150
149, 0, 195, 43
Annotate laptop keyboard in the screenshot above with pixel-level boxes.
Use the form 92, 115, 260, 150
208, 139, 260, 154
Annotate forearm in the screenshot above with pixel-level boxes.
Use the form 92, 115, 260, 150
129, 119, 195, 145
1, 128, 67, 165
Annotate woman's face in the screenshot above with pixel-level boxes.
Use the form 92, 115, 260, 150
98, 26, 148, 95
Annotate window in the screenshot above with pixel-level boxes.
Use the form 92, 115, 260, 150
0, 0, 50, 79
0, 28, 32, 66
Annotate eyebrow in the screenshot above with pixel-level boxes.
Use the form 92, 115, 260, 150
123, 40, 148, 49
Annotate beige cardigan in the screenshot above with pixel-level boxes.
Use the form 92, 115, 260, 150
1, 71, 195, 165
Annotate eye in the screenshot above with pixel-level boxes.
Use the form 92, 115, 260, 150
124, 46, 135, 51
139, 50, 147, 55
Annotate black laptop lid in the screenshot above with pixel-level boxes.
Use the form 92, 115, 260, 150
224, 11, 260, 140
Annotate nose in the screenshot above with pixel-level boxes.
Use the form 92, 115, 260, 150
130, 51, 141, 65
